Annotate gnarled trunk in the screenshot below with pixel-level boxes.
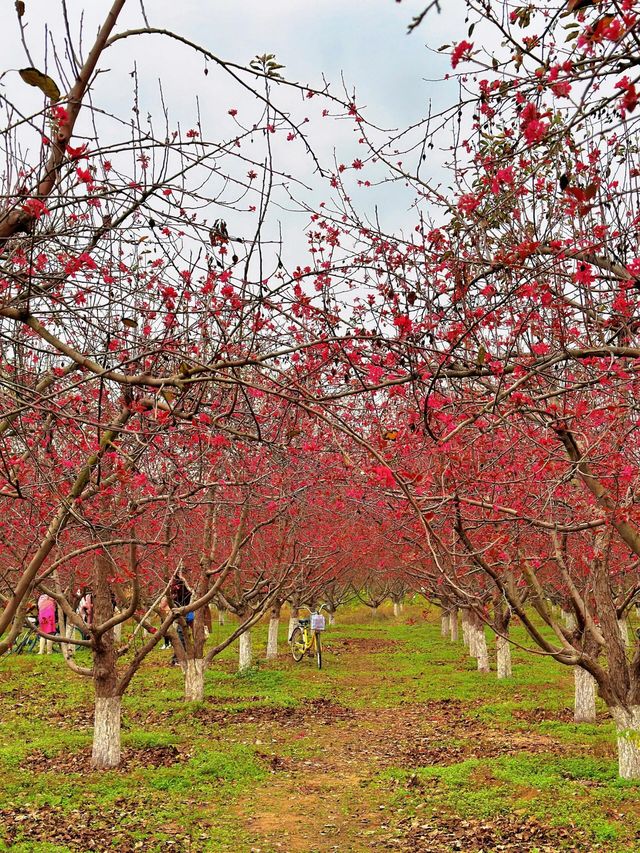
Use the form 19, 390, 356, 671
574, 667, 597, 723
91, 696, 121, 769
183, 658, 205, 702
449, 608, 459, 642
239, 628, 253, 671
91, 541, 121, 769
496, 634, 511, 679
610, 706, 640, 779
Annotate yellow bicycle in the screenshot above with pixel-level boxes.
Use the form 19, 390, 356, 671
290, 608, 325, 670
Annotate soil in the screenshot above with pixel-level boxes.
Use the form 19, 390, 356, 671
20, 743, 188, 774
0, 804, 140, 853
402, 812, 594, 852
231, 684, 604, 851
4, 639, 616, 852
511, 707, 610, 724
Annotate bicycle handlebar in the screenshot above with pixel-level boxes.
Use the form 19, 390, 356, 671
296, 603, 327, 616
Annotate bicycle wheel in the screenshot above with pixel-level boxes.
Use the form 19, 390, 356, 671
14, 631, 36, 654
290, 626, 306, 662
315, 632, 322, 670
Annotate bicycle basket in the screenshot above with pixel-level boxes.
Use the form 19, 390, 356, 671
310, 613, 326, 631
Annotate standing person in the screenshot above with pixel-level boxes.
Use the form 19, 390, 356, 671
37, 592, 56, 655
169, 567, 193, 664
77, 588, 93, 638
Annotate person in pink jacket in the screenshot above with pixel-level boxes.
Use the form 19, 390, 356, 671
37, 593, 57, 654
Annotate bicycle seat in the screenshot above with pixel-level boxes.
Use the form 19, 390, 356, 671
298, 618, 310, 626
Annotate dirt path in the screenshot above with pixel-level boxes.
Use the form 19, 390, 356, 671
234, 702, 403, 852
227, 646, 598, 852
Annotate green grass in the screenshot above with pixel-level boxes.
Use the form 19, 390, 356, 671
1, 604, 639, 851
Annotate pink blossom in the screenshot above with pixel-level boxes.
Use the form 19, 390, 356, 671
451, 40, 473, 69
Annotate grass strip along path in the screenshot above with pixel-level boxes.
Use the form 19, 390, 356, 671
1, 604, 639, 852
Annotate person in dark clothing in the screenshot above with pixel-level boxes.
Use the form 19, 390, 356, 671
169, 568, 193, 664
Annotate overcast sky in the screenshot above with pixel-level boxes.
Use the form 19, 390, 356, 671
1, 1, 469, 263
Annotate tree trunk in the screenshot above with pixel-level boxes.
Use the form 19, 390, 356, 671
440, 609, 450, 637
393, 601, 400, 617
91, 540, 121, 770
266, 610, 279, 659
475, 626, 490, 672
618, 618, 630, 648
288, 607, 299, 640
328, 610, 335, 626
449, 608, 459, 642
468, 618, 478, 658
239, 629, 253, 671
218, 607, 225, 626
91, 696, 121, 769
610, 706, 640, 779
183, 657, 205, 702
461, 610, 470, 648
63, 619, 75, 660
574, 667, 597, 723
496, 634, 511, 678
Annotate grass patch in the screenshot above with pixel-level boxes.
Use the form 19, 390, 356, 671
2, 604, 638, 851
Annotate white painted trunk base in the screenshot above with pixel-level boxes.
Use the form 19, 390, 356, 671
610, 706, 640, 779
496, 635, 511, 678
475, 627, 490, 672
393, 602, 400, 618
440, 613, 450, 638
288, 616, 298, 641
64, 621, 75, 660
328, 611, 335, 626
461, 612, 470, 648
183, 658, 205, 702
218, 610, 225, 626
468, 622, 478, 658
449, 609, 459, 643
239, 630, 253, 671
573, 668, 596, 723
618, 618, 630, 648
113, 621, 122, 643
266, 617, 279, 659
91, 696, 121, 769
